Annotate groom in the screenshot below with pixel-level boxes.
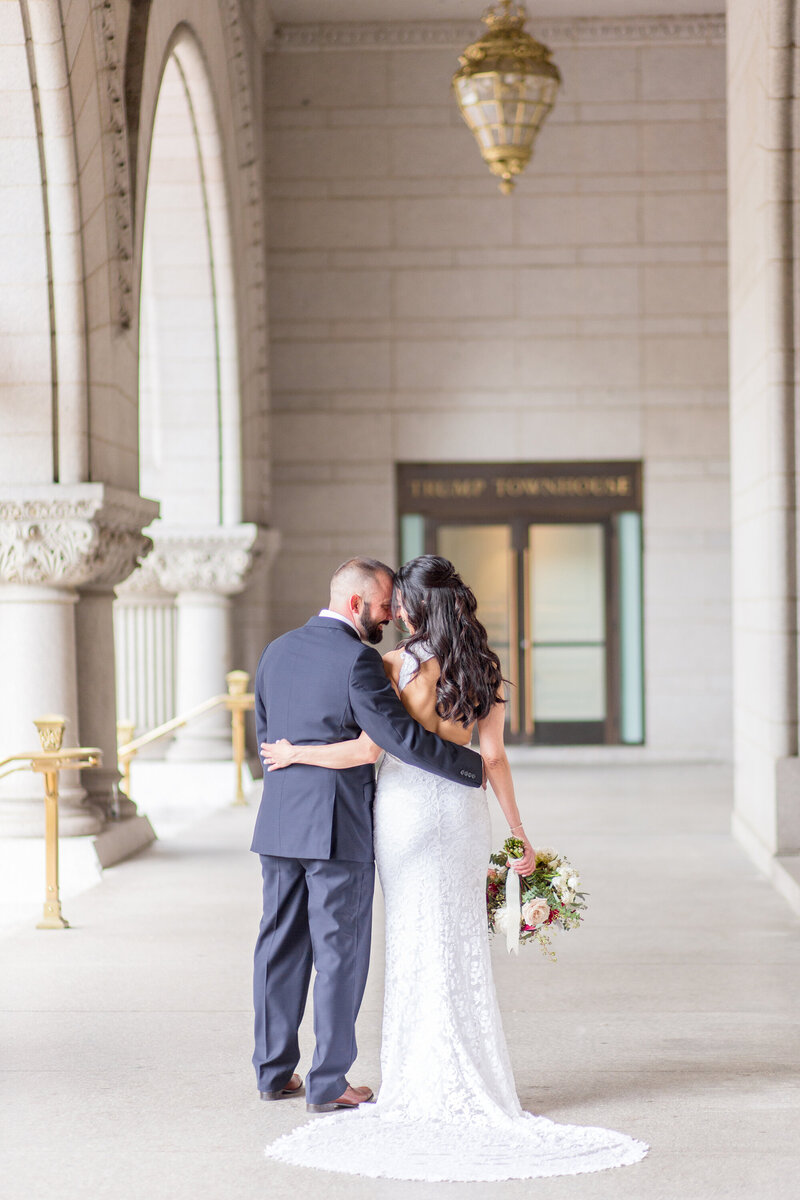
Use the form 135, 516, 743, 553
251, 557, 483, 1113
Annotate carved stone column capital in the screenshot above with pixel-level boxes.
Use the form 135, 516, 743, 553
0, 485, 159, 592
113, 553, 168, 599
134, 523, 278, 597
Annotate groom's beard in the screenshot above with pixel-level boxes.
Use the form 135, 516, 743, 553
359, 603, 387, 645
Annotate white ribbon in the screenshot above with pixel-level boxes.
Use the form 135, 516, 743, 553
505, 859, 521, 955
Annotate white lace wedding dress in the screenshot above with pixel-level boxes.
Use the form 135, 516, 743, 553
264, 648, 648, 1182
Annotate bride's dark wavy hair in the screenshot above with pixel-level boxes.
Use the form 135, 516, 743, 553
394, 555, 505, 728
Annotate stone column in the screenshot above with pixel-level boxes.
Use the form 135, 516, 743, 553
114, 557, 177, 736
170, 592, 232, 758
727, 0, 800, 914
0, 485, 157, 838
74, 490, 160, 825
147, 525, 264, 761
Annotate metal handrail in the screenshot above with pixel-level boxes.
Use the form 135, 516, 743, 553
117, 695, 227, 758
0, 747, 101, 777
116, 670, 254, 806
0, 716, 102, 930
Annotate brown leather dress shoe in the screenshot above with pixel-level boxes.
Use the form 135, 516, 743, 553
259, 1073, 304, 1101
306, 1082, 374, 1114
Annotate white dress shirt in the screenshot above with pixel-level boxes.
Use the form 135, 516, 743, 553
318, 608, 360, 635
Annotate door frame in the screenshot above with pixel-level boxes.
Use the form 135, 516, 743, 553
396, 461, 642, 747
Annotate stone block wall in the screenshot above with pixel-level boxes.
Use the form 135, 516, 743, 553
265, 16, 731, 757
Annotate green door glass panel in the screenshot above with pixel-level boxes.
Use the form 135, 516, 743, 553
618, 511, 644, 744
400, 513, 426, 564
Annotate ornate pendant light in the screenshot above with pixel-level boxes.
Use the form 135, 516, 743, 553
453, 2, 561, 195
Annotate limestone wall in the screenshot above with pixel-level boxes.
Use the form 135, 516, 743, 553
263, 16, 731, 758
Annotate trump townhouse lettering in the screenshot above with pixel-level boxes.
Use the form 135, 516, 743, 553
407, 474, 631, 500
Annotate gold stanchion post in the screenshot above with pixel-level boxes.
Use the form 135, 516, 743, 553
0, 720, 102, 931
116, 719, 136, 798
38, 766, 68, 930
33, 716, 69, 931
226, 670, 251, 806
23, 716, 103, 931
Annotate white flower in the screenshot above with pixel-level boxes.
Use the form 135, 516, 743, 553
493, 905, 511, 935
552, 867, 576, 903
535, 846, 557, 864
553, 864, 579, 892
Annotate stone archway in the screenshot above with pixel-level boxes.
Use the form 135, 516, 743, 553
138, 31, 241, 530
128, 0, 270, 518
117, 9, 275, 758
0, 1, 157, 844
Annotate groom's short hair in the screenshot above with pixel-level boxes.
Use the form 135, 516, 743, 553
330, 557, 395, 598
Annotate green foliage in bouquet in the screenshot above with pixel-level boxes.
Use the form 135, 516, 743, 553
486, 837, 588, 960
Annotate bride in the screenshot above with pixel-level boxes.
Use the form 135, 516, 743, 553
259, 555, 648, 1182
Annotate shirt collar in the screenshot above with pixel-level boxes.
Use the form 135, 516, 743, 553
318, 608, 360, 635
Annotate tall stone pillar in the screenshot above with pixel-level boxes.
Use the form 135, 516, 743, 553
74, 491, 160, 825
0, 485, 157, 839
147, 525, 264, 760
170, 591, 232, 758
727, 0, 800, 912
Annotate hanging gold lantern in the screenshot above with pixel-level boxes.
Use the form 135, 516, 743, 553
453, 2, 561, 195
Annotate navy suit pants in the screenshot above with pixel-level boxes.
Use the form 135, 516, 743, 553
252, 854, 375, 1105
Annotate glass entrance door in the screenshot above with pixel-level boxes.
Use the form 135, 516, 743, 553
428, 521, 613, 743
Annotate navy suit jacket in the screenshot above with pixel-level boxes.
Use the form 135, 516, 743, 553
251, 615, 483, 862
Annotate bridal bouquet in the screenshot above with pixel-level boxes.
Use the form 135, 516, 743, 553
486, 838, 587, 960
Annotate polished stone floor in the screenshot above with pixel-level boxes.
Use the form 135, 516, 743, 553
1, 763, 798, 1200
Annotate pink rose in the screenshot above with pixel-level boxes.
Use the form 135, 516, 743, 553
521, 898, 550, 928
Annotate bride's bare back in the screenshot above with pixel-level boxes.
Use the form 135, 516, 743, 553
382, 648, 473, 747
